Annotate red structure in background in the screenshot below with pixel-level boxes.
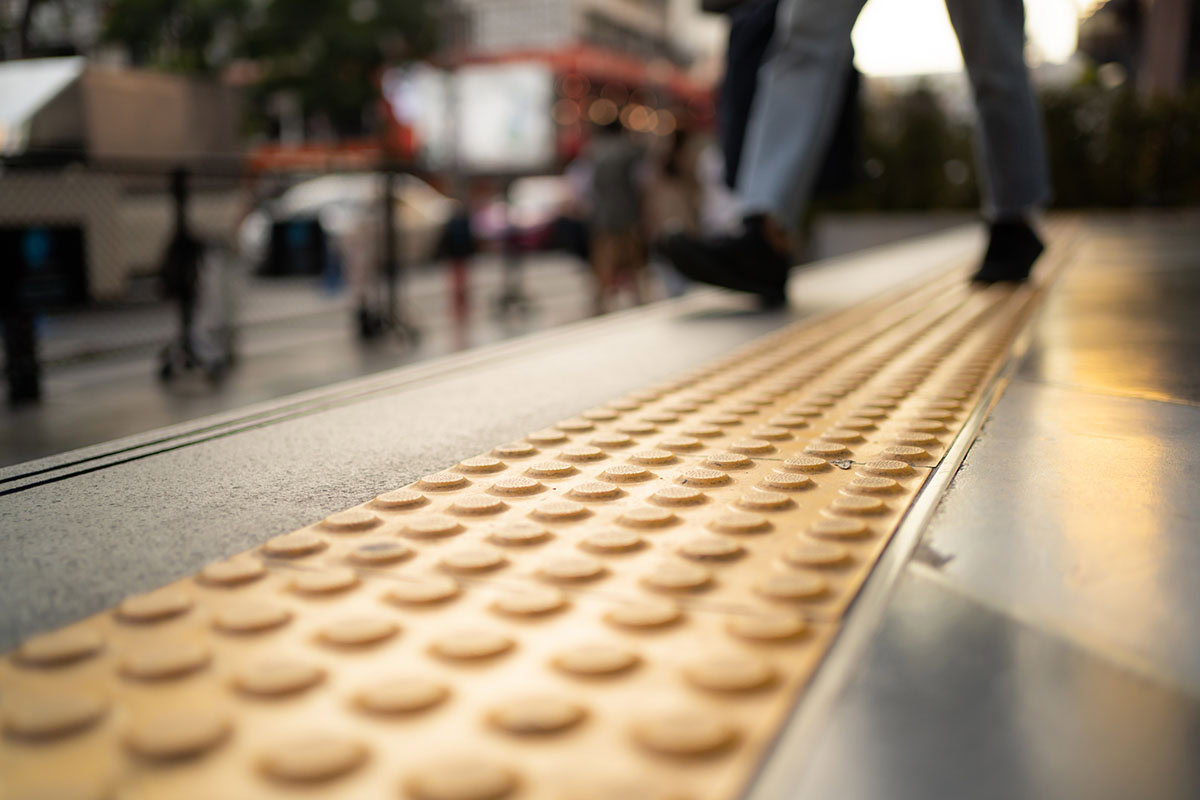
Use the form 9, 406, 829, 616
386, 44, 716, 168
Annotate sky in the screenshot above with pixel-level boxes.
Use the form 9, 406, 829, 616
852, 0, 1097, 76
677, 0, 1102, 79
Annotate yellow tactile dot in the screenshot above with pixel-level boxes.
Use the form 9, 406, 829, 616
199, 556, 266, 586
808, 517, 872, 539
384, 575, 461, 606
684, 656, 776, 692
767, 415, 809, 429
403, 514, 464, 538
631, 710, 737, 757
525, 460, 576, 479
116, 587, 192, 623
487, 521, 551, 546
830, 495, 888, 516
556, 418, 595, 433
290, 566, 360, 594
538, 554, 607, 582
419, 471, 469, 491
374, 488, 428, 509
737, 489, 793, 511
489, 476, 545, 496
580, 529, 644, 553
708, 511, 771, 534
700, 414, 740, 427
880, 445, 932, 463
440, 547, 507, 574
783, 541, 850, 568
449, 495, 508, 515
125, 708, 230, 760
663, 401, 700, 413
756, 573, 829, 601
120, 639, 210, 681
590, 432, 635, 448
926, 398, 963, 410
658, 435, 702, 451
605, 599, 682, 629
704, 452, 753, 470
16, 627, 104, 666
615, 421, 657, 436
726, 613, 808, 642
2, 688, 108, 739
820, 429, 864, 444
607, 398, 641, 411
722, 403, 761, 416
553, 643, 640, 676
559, 444, 606, 462
489, 696, 586, 735
894, 431, 940, 447
760, 471, 814, 491
838, 417, 878, 431
728, 439, 774, 455
916, 408, 956, 421
679, 423, 723, 437
493, 441, 538, 458
235, 657, 325, 696
750, 426, 792, 441
354, 677, 449, 715
490, 586, 568, 617
213, 601, 292, 634
583, 407, 619, 421
641, 411, 679, 424
602, 463, 654, 482
262, 530, 327, 558
260, 734, 367, 783
642, 561, 712, 591
321, 508, 381, 532
866, 396, 899, 409
406, 757, 518, 800
528, 429, 569, 445
783, 454, 831, 472
430, 630, 514, 661
617, 507, 678, 529
679, 535, 744, 561
785, 405, 824, 417
530, 498, 590, 521
860, 459, 915, 477
318, 616, 399, 646
805, 441, 850, 457
457, 455, 506, 473
853, 406, 890, 419
676, 466, 731, 487
349, 539, 413, 565
905, 419, 948, 433
650, 485, 707, 506
569, 481, 624, 501
628, 449, 677, 466
846, 476, 902, 494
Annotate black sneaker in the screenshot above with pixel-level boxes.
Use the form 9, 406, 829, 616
659, 216, 791, 308
971, 219, 1045, 284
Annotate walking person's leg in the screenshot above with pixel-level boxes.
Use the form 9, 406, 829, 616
660, 0, 866, 306
945, 0, 1051, 282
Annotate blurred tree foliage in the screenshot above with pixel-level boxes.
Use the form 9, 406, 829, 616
823, 76, 1200, 211
101, 0, 437, 136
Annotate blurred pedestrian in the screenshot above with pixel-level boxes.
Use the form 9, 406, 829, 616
665, 0, 1050, 306
585, 119, 648, 314
646, 127, 703, 297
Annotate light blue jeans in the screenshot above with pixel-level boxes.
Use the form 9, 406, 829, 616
739, 0, 1050, 226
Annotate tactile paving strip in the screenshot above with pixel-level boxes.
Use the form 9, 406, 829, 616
1, 263, 1047, 800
